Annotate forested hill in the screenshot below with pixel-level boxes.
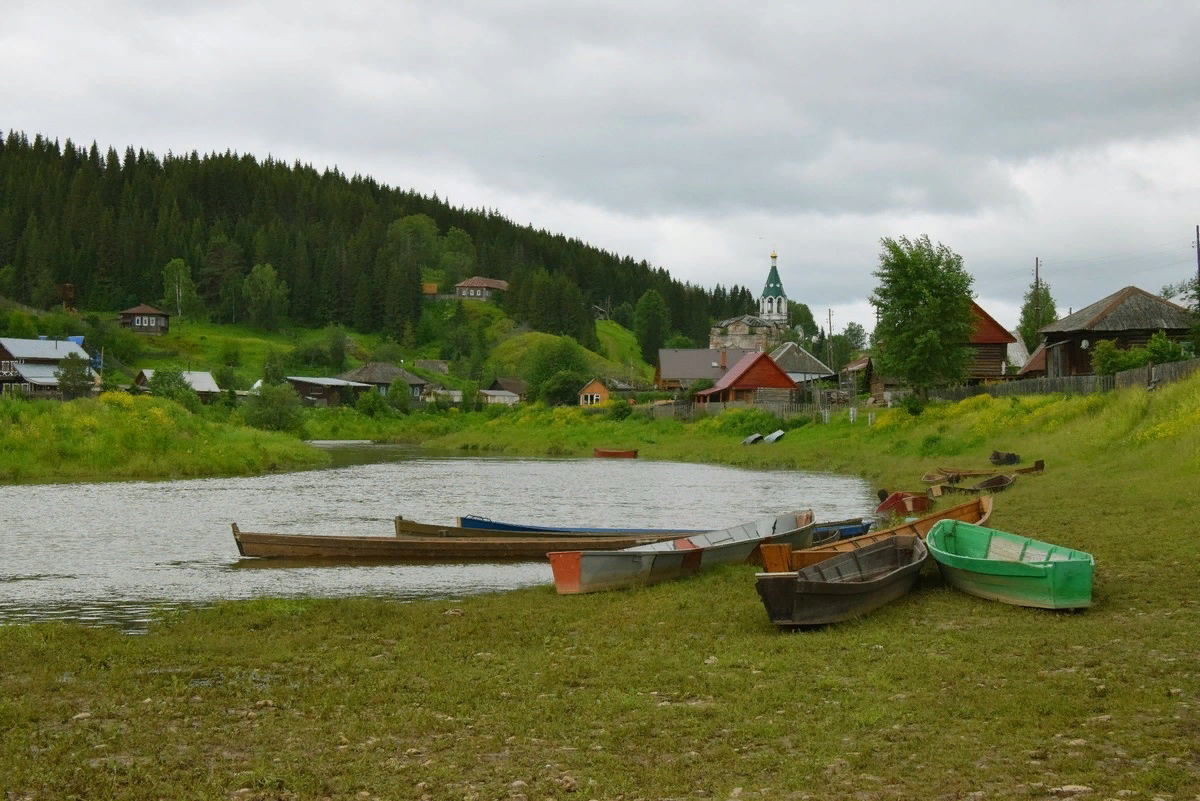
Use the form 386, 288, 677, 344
0, 131, 756, 345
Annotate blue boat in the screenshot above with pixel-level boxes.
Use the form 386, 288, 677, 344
456, 515, 707, 536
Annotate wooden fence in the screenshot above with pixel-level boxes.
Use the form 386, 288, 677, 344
929, 357, 1200, 402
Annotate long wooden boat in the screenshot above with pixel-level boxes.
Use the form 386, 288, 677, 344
232, 523, 679, 561
547, 510, 815, 594
925, 520, 1093, 609
594, 448, 638, 458
755, 534, 929, 627
452, 515, 706, 537
874, 491, 932, 517
936, 459, 1045, 480
758, 496, 992, 573
927, 474, 1014, 498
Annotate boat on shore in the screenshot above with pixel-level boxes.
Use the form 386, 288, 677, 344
874, 491, 932, 517
594, 448, 638, 458
758, 496, 992, 573
755, 534, 929, 627
231, 523, 679, 561
812, 517, 873, 541
452, 515, 707, 537
934, 460, 1044, 481
925, 520, 1094, 609
927, 474, 1014, 497
547, 510, 815, 594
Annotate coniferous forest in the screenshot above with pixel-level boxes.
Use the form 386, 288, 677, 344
0, 131, 758, 349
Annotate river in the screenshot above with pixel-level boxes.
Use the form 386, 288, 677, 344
0, 443, 876, 632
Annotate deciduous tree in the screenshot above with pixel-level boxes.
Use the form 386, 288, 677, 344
1017, 278, 1058, 352
869, 235, 975, 393
242, 263, 289, 331
634, 289, 670, 364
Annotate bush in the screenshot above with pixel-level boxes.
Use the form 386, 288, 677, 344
901, 393, 926, 416
355, 389, 391, 418
607, 400, 633, 420
244, 383, 304, 433
541, 370, 590, 406
386, 379, 411, 413
148, 367, 201, 413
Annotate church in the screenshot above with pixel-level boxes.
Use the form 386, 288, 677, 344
708, 250, 790, 351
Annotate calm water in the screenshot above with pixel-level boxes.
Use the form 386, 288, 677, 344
0, 444, 875, 631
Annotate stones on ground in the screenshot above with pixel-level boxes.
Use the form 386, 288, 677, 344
72, 711, 92, 721
443, 608, 463, 616
1050, 786, 1094, 796
704, 655, 718, 665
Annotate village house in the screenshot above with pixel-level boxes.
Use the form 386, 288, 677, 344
480, 389, 520, 405
966, 302, 1018, 383
693, 351, 796, 405
455, 277, 509, 301
133, 369, 223, 402
1036, 286, 1195, 377
118, 304, 170, 335
0, 336, 96, 397
286, 376, 371, 406
336, 362, 427, 402
578, 378, 610, 406
768, 342, 834, 383
488, 377, 528, 400
655, 347, 755, 390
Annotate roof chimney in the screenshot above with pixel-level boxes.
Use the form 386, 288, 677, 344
720, 349, 727, 369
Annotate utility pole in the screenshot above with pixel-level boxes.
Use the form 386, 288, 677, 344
826, 308, 834, 375
1194, 225, 1199, 290
1034, 257, 1040, 325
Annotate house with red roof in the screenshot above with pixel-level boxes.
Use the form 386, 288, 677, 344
967, 301, 1018, 382
693, 351, 796, 404
119, 304, 170, 335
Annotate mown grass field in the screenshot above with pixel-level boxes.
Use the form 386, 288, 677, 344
2, 378, 1199, 799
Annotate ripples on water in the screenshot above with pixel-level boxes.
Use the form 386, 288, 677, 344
0, 444, 875, 632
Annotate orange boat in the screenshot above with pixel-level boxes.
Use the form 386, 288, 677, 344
594, 448, 638, 458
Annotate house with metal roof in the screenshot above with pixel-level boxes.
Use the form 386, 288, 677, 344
133, 369, 223, 401
0, 337, 96, 397
693, 351, 797, 404
1036, 286, 1195, 377
286, 376, 372, 406
489, 377, 528, 399
768, 342, 834, 383
655, 348, 755, 390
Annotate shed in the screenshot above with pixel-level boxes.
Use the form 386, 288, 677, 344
119, 304, 170, 335
287, 376, 371, 406
578, 378, 610, 406
1018, 342, 1047, 378
840, 356, 903, 404
1037, 286, 1195, 377
655, 348, 755, 390
480, 389, 520, 406
694, 351, 797, 404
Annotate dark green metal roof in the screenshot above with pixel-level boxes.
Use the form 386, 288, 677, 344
762, 265, 786, 298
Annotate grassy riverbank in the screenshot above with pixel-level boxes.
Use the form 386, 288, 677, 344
0, 392, 328, 482
3, 378, 1200, 798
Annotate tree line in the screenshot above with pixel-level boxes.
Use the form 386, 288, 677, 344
0, 130, 760, 349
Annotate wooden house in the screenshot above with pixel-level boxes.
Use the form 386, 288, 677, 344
119, 304, 170, 335
1037, 286, 1195, 377
0, 336, 96, 397
578, 378, 611, 406
966, 302, 1018, 382
768, 342, 834, 383
336, 362, 427, 402
1018, 343, 1047, 378
489, 377, 528, 400
693, 351, 796, 404
455, 277, 509, 301
655, 348, 755, 390
480, 389, 520, 405
286, 376, 371, 406
133, 369, 222, 402
840, 356, 904, 404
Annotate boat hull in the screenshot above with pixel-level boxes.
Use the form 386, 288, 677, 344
548, 511, 814, 594
926, 520, 1093, 609
756, 535, 928, 626
874, 491, 932, 516
453, 515, 705, 537
593, 448, 638, 458
233, 524, 677, 562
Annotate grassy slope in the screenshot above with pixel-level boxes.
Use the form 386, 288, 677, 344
3, 381, 1200, 798
595, 319, 654, 381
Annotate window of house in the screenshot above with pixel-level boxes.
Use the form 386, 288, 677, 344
135, 316, 142, 327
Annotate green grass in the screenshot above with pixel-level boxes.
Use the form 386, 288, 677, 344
3, 379, 1200, 797
595, 319, 654, 380
0, 392, 328, 482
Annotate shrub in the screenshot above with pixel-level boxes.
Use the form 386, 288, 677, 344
355, 389, 390, 418
387, 379, 411, 413
148, 367, 201, 413
607, 400, 633, 420
901, 393, 926, 416
244, 383, 304, 433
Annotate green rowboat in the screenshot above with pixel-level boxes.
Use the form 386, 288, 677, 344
925, 520, 1094, 609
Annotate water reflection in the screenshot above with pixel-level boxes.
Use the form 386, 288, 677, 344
0, 448, 875, 632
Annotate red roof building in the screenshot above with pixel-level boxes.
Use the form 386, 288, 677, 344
694, 351, 796, 404
967, 302, 1017, 382
455, 277, 509, 301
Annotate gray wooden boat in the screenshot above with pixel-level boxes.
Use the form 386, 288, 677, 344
755, 534, 928, 627
548, 510, 815, 594
763, 429, 786, 443
741, 433, 763, 445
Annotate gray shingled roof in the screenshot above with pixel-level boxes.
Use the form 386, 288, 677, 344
0, 337, 90, 361
337, 362, 428, 387
768, 342, 833, 377
657, 348, 756, 381
1039, 286, 1195, 334
714, 314, 774, 328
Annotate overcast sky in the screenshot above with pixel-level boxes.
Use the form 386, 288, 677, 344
5, 1, 1200, 338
